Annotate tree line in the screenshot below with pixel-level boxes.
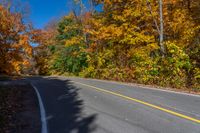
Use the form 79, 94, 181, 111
1, 0, 200, 91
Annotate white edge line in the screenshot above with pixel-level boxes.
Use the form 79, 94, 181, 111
31, 83, 48, 133
60, 76, 200, 98
89, 78, 200, 98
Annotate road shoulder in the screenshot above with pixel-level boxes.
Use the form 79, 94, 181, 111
0, 82, 41, 133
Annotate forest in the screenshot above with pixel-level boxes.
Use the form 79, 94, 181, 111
0, 0, 200, 91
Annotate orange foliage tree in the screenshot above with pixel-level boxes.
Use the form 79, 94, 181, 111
30, 20, 58, 75
0, 5, 32, 75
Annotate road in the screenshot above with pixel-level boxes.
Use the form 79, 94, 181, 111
29, 76, 200, 133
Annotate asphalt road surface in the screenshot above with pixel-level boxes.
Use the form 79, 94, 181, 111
28, 76, 200, 133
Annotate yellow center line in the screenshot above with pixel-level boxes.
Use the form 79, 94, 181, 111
72, 81, 200, 124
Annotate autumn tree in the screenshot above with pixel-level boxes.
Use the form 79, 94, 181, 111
30, 19, 58, 75
36, 0, 200, 90
0, 5, 32, 75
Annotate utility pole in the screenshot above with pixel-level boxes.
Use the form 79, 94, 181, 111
159, 0, 165, 57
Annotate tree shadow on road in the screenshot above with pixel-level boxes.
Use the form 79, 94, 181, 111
28, 77, 97, 133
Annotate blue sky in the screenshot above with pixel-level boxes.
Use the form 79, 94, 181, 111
28, 0, 101, 29
28, 0, 70, 29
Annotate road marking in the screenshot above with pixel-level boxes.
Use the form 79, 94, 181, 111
72, 81, 200, 124
67, 77, 200, 97
31, 83, 48, 133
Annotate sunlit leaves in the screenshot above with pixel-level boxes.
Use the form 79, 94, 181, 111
0, 5, 32, 74
36, 0, 200, 89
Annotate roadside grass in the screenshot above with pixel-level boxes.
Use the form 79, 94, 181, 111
0, 75, 11, 81
191, 87, 200, 93
0, 75, 26, 81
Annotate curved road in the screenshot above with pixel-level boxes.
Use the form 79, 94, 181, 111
28, 76, 200, 133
